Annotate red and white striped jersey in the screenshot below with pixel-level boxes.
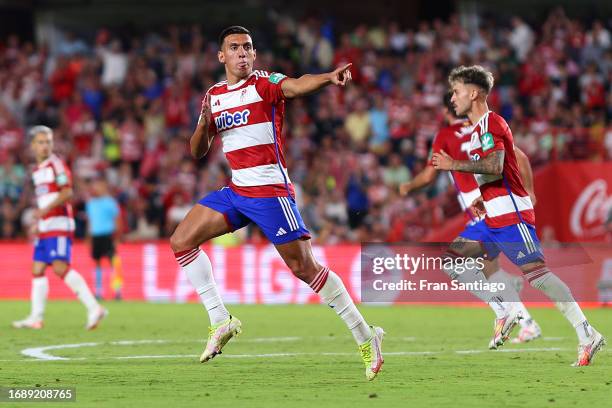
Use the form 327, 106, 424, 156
32, 154, 75, 238
428, 120, 481, 221
466, 111, 535, 228
206, 70, 293, 198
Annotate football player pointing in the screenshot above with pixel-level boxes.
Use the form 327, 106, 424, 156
171, 26, 384, 380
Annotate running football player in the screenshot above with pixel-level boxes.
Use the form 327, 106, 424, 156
432, 66, 605, 365
401, 93, 542, 347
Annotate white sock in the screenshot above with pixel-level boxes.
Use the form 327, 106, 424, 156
31, 276, 48, 321
310, 267, 371, 345
177, 248, 230, 325
489, 269, 533, 327
514, 302, 533, 328
64, 269, 99, 313
443, 258, 508, 318
527, 267, 592, 343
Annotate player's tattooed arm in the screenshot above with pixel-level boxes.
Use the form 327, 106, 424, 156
281, 63, 352, 98
452, 150, 504, 174
432, 150, 505, 175
190, 94, 215, 159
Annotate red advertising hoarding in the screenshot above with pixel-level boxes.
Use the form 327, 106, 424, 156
1, 242, 610, 304
535, 162, 612, 242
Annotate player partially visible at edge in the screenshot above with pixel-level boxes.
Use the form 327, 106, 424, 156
170, 26, 384, 380
400, 93, 542, 348
432, 65, 605, 366
13, 126, 108, 330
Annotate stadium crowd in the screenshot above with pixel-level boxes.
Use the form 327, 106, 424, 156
0, 8, 611, 243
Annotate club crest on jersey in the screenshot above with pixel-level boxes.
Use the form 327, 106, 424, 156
215, 109, 251, 131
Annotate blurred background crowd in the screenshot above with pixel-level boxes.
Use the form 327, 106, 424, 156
0, 6, 611, 243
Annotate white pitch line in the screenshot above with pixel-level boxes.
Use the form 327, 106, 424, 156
17, 337, 609, 362
455, 347, 565, 355
21, 342, 100, 361
113, 351, 439, 360
115, 354, 199, 360
105, 349, 574, 360
224, 352, 302, 358
110, 340, 171, 346
496, 347, 565, 353
18, 338, 306, 361
239, 336, 302, 343
115, 353, 303, 360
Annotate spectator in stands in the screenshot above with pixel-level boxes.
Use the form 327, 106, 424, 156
0, 10, 610, 242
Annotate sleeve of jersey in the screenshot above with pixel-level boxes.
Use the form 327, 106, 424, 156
255, 72, 288, 105
53, 161, 72, 188
427, 130, 446, 166
479, 120, 505, 158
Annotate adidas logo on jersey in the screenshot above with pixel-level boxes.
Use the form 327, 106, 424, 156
276, 227, 287, 236
517, 251, 525, 259
215, 109, 251, 131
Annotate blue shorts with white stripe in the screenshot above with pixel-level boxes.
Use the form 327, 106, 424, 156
33, 236, 73, 264
459, 220, 544, 266
198, 187, 311, 245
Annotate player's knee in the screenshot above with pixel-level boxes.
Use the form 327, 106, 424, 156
52, 263, 69, 277
286, 258, 320, 283
170, 231, 193, 253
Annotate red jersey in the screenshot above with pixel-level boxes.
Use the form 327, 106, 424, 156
466, 111, 535, 228
429, 120, 481, 220
206, 70, 293, 198
32, 154, 75, 238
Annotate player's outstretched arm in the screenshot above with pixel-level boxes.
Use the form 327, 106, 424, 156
432, 150, 504, 175
514, 146, 536, 205
399, 166, 437, 196
190, 94, 215, 159
281, 63, 352, 99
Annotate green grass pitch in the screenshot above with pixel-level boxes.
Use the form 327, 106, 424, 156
1, 301, 610, 408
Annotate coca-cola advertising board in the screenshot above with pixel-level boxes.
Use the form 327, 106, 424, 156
535, 163, 612, 242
